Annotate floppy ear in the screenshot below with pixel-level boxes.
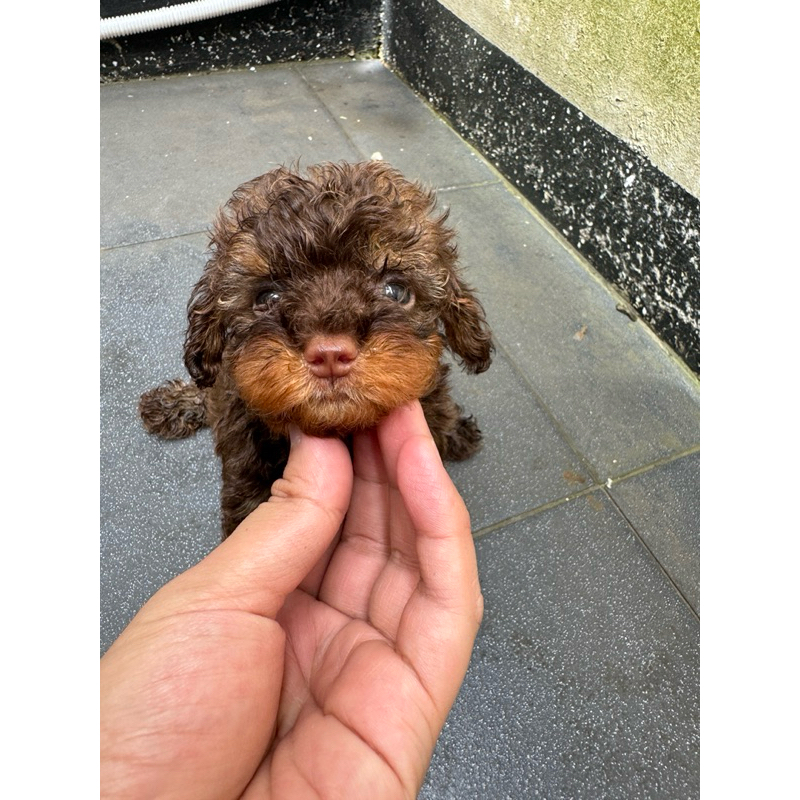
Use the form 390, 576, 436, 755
440, 276, 494, 374
183, 257, 226, 388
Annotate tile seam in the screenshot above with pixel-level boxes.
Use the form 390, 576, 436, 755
604, 488, 700, 620
100, 229, 210, 253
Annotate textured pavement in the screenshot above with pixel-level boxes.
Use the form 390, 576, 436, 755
101, 59, 700, 799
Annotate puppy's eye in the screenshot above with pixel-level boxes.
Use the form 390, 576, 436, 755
383, 282, 414, 306
254, 284, 282, 310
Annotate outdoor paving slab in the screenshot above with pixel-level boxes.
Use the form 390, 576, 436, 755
420, 491, 699, 799
100, 60, 699, 798
441, 181, 700, 480
100, 66, 362, 248
609, 451, 700, 615
444, 348, 593, 532
101, 234, 221, 653
299, 59, 499, 188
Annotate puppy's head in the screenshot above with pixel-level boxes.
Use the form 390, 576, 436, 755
184, 161, 492, 436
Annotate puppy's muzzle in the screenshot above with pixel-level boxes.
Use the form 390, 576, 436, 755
232, 324, 442, 437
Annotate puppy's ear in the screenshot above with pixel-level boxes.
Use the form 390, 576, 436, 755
441, 277, 494, 374
184, 258, 225, 388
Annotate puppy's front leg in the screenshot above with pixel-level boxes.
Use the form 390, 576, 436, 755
421, 365, 483, 463
211, 404, 290, 537
220, 440, 289, 539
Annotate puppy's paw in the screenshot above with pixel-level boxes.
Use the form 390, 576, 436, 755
139, 379, 207, 439
440, 414, 483, 462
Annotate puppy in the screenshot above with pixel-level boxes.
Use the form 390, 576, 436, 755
139, 161, 493, 537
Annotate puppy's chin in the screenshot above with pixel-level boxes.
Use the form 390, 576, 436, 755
232, 331, 443, 436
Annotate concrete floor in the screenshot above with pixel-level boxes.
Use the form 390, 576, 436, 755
101, 58, 700, 798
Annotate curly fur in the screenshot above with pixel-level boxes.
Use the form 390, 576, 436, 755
140, 161, 493, 537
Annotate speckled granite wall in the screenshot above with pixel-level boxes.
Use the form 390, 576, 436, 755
436, 0, 700, 199
384, 0, 699, 373
100, 0, 382, 82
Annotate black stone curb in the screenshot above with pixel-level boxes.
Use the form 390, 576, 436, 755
100, 0, 382, 83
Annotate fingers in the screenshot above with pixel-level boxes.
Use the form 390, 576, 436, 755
321, 402, 482, 636
315, 428, 394, 618
317, 403, 431, 621
381, 403, 483, 716
160, 428, 353, 620
395, 432, 480, 614
380, 403, 480, 616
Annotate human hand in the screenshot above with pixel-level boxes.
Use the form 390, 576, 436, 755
101, 400, 483, 799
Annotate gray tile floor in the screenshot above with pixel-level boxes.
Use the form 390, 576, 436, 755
101, 58, 700, 799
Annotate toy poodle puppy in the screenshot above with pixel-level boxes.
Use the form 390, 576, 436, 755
139, 160, 493, 537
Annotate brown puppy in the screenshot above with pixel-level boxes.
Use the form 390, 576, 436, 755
140, 161, 493, 537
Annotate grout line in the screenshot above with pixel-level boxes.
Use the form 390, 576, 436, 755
100, 228, 210, 253
472, 485, 601, 540
472, 446, 701, 620
605, 489, 700, 621
437, 179, 501, 193
606, 445, 700, 486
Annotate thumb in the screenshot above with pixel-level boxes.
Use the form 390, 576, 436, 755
162, 428, 353, 619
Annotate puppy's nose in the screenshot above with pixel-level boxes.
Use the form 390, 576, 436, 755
304, 335, 359, 379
